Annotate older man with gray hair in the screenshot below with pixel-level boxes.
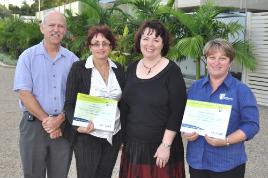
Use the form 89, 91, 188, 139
13, 10, 79, 178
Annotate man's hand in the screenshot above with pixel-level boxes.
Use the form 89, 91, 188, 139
49, 128, 62, 139
42, 114, 64, 133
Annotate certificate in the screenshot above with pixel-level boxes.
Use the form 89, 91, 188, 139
72, 93, 118, 132
180, 99, 232, 139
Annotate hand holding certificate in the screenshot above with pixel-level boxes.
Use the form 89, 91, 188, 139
72, 93, 118, 132
180, 99, 232, 139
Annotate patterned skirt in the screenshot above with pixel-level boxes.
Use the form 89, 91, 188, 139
119, 138, 185, 178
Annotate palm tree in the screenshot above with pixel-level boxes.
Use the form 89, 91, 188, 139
112, 0, 181, 64
111, 0, 164, 64
64, 0, 131, 62
159, 1, 256, 79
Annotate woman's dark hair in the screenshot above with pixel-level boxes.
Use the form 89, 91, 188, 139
134, 20, 170, 56
87, 25, 116, 49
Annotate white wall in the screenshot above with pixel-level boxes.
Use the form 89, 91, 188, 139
176, 0, 201, 8
243, 12, 268, 106
35, 1, 81, 20
175, 0, 268, 11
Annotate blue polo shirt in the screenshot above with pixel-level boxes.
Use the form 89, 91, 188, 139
13, 41, 79, 115
186, 73, 259, 172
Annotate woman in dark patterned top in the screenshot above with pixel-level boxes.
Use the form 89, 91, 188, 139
119, 20, 187, 178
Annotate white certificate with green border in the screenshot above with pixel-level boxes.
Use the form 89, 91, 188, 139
180, 99, 232, 139
72, 93, 118, 132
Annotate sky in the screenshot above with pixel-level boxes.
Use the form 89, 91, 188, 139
0, 0, 34, 7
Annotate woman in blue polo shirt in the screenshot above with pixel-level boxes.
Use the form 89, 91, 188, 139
184, 38, 259, 178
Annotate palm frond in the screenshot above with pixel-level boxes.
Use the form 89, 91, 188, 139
232, 40, 256, 71
175, 36, 204, 59
196, 1, 221, 20
158, 6, 197, 35
224, 21, 243, 38
167, 45, 184, 61
166, 0, 176, 7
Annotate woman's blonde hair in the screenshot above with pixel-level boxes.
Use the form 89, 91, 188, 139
203, 38, 235, 62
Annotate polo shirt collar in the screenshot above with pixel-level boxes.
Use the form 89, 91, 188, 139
201, 73, 233, 90
201, 75, 210, 87
223, 73, 233, 89
36, 41, 65, 58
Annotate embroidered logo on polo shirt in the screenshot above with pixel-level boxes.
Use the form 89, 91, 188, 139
219, 93, 233, 101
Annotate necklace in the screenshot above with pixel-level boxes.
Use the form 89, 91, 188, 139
141, 57, 162, 75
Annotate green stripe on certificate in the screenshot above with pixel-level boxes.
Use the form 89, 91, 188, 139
77, 93, 117, 104
187, 99, 231, 109
180, 99, 232, 139
73, 93, 118, 131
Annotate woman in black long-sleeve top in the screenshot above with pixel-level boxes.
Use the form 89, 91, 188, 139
63, 25, 125, 178
119, 20, 186, 178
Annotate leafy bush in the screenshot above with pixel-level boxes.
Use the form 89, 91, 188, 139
0, 17, 42, 59
0, 52, 17, 66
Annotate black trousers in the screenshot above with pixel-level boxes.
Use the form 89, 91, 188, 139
74, 131, 122, 178
189, 163, 246, 178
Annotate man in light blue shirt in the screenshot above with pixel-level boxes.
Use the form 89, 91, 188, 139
13, 10, 78, 178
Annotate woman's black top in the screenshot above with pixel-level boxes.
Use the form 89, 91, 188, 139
122, 60, 187, 143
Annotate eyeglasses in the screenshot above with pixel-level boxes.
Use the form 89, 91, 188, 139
90, 42, 111, 48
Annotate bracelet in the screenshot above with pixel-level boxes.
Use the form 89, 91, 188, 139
226, 137, 230, 146
161, 142, 171, 148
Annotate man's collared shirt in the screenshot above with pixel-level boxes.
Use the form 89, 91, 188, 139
13, 41, 79, 115
186, 73, 259, 172
85, 55, 122, 144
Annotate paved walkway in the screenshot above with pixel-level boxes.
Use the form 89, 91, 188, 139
0, 66, 267, 178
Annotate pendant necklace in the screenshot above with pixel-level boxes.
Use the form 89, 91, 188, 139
141, 57, 162, 75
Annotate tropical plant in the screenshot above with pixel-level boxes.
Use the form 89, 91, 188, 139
112, 0, 183, 64
63, 10, 90, 59
63, 0, 134, 65
0, 17, 42, 58
0, 0, 257, 76
110, 0, 156, 64
64, 0, 183, 66
159, 1, 256, 79
0, 4, 12, 18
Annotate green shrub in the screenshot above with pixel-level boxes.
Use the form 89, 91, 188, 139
0, 52, 17, 66
0, 17, 42, 59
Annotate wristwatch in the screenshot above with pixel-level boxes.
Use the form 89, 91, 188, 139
226, 137, 230, 146
161, 142, 171, 148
